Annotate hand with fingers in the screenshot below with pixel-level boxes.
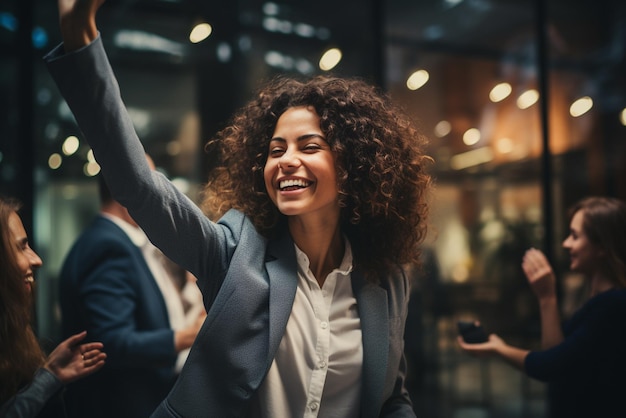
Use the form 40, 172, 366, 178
522, 247, 557, 300
457, 334, 504, 358
58, 0, 105, 52
43, 330, 106, 384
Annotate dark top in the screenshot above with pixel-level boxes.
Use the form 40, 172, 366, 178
525, 288, 626, 418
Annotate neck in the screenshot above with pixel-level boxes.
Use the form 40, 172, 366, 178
288, 215, 344, 287
589, 273, 614, 297
101, 202, 137, 227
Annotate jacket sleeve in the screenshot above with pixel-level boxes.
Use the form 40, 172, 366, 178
0, 368, 63, 418
44, 36, 233, 296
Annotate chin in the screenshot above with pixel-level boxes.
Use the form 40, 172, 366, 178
276, 203, 304, 216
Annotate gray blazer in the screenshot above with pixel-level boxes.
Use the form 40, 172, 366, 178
45, 36, 416, 418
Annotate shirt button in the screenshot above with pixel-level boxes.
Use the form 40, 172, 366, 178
320, 321, 328, 329
309, 402, 319, 411
319, 360, 327, 368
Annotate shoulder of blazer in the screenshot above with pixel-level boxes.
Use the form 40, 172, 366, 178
216, 208, 270, 253
68, 215, 140, 258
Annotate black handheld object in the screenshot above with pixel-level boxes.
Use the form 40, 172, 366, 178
457, 320, 488, 344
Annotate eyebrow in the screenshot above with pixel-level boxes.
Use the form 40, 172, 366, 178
269, 133, 326, 143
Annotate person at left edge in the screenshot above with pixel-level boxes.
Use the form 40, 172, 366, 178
0, 196, 106, 418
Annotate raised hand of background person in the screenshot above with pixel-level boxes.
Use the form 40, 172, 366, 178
522, 248, 557, 301
43, 330, 106, 384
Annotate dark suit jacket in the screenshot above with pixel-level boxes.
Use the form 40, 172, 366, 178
46, 36, 417, 417
59, 215, 178, 418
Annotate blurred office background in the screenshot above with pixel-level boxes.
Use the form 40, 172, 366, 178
2, 0, 625, 417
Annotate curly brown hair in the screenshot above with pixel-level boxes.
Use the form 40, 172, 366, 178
202, 76, 432, 279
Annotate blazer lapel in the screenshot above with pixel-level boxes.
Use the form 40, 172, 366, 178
265, 231, 298, 365
352, 271, 389, 417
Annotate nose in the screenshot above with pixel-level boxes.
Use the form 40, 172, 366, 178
28, 248, 43, 269
278, 148, 300, 170
562, 236, 571, 249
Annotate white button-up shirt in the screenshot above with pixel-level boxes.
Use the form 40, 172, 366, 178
253, 239, 363, 417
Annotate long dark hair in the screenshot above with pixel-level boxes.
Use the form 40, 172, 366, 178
0, 197, 46, 404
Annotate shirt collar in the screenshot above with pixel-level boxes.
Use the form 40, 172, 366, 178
100, 212, 149, 248
294, 236, 353, 276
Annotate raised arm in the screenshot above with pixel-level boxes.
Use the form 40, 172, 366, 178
522, 248, 564, 348
46, 0, 231, 286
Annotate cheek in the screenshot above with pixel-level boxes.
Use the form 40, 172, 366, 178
15, 253, 29, 275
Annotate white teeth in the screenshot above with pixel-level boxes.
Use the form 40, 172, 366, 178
24, 277, 34, 283
279, 179, 309, 189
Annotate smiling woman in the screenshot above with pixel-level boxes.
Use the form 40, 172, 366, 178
44, 1, 432, 416
458, 196, 626, 418
0, 196, 106, 418
8, 210, 42, 293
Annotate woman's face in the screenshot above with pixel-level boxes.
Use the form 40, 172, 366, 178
562, 209, 603, 275
8, 211, 42, 293
263, 106, 340, 221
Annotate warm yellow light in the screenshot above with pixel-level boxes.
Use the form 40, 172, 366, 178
451, 264, 469, 283
62, 135, 79, 156
84, 161, 101, 177
462, 128, 481, 146
569, 96, 593, 117
87, 149, 96, 163
496, 137, 514, 154
450, 147, 494, 170
189, 23, 212, 44
406, 70, 429, 91
517, 89, 539, 109
319, 48, 342, 71
489, 82, 512, 102
434, 120, 451, 137
48, 153, 62, 170
621, 108, 626, 126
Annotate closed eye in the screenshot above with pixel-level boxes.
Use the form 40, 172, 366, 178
303, 144, 322, 152
269, 147, 285, 157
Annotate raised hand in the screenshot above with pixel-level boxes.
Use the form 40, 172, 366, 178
522, 248, 557, 300
58, 0, 105, 52
43, 330, 106, 384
